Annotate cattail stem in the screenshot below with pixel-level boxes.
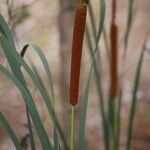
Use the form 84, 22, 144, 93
70, 106, 75, 150
69, 2, 87, 149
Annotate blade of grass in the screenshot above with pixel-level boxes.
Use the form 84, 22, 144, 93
0, 15, 35, 150
86, 1, 110, 149
29, 58, 60, 149
0, 13, 61, 150
102, 28, 110, 65
0, 14, 15, 45
31, 44, 55, 102
0, 65, 53, 150
0, 34, 50, 147
78, 0, 106, 147
21, 44, 67, 149
88, 3, 110, 66
86, 26, 109, 150
96, 0, 105, 49
0, 112, 22, 150
78, 61, 93, 150
118, 1, 135, 149
0, 31, 54, 149
0, 36, 68, 149
126, 35, 148, 150
88, 2, 97, 40
78, 30, 105, 149
21, 45, 60, 149
30, 45, 68, 149
26, 108, 36, 150
124, 0, 135, 53
21, 45, 36, 150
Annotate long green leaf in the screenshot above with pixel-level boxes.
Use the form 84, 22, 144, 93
94, 0, 105, 52
0, 14, 15, 45
0, 34, 53, 149
0, 65, 53, 149
21, 44, 68, 149
0, 112, 22, 150
78, 62, 93, 150
124, 0, 135, 54
0, 15, 26, 86
78, 0, 106, 147
21, 44, 60, 149
20, 45, 36, 150
31, 44, 55, 101
86, 1, 110, 149
0, 34, 68, 149
26, 108, 36, 150
0, 15, 36, 149
126, 36, 148, 150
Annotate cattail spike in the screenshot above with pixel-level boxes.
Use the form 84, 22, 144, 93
110, 0, 118, 97
69, 2, 87, 106
110, 23, 118, 97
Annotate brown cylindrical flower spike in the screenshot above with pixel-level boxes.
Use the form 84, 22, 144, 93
110, 0, 118, 97
110, 23, 118, 97
69, 2, 87, 106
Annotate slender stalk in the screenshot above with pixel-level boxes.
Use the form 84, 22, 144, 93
126, 35, 148, 150
86, 26, 109, 150
87, 2, 109, 149
70, 106, 75, 150
26, 108, 36, 150
21, 45, 36, 149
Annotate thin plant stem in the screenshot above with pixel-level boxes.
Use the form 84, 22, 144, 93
126, 34, 148, 150
87, 2, 110, 149
86, 26, 109, 150
70, 106, 75, 150
26, 108, 36, 150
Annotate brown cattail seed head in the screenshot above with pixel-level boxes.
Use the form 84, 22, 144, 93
69, 2, 87, 106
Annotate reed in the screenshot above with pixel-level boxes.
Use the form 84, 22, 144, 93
106, 0, 119, 149
69, 1, 87, 149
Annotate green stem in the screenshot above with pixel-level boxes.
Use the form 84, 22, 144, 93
70, 106, 75, 150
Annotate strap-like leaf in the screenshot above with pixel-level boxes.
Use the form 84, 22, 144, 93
0, 34, 68, 149
20, 44, 68, 149
86, 0, 109, 149
0, 16, 36, 149
124, 0, 135, 52
0, 112, 22, 150
20, 44, 36, 150
78, 63, 93, 150
126, 35, 148, 150
0, 65, 53, 149
0, 34, 53, 149
0, 14, 15, 45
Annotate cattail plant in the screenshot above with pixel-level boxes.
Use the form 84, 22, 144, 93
0, 0, 149, 149
69, 0, 87, 149
107, 0, 119, 149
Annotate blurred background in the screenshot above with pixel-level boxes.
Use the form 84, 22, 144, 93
0, 0, 150, 149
